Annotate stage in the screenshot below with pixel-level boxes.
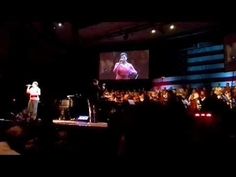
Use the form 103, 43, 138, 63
52, 120, 108, 128
0, 118, 108, 131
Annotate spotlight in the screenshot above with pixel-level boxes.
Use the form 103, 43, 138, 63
151, 29, 156, 34
169, 24, 175, 30
206, 113, 212, 117
58, 22, 63, 27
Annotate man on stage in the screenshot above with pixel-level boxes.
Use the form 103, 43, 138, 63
26, 81, 41, 121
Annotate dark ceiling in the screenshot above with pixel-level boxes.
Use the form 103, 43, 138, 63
76, 22, 218, 47
31, 21, 217, 47
0, 21, 221, 50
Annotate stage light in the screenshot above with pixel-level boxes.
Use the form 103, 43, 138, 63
58, 22, 63, 27
206, 113, 212, 117
201, 113, 205, 116
151, 29, 156, 34
195, 113, 200, 117
169, 24, 175, 30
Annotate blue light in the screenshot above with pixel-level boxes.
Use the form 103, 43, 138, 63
187, 45, 223, 55
187, 63, 224, 72
187, 54, 224, 64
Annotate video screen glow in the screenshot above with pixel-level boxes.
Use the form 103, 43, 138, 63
99, 50, 149, 80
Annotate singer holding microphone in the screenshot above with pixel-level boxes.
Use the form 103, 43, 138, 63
26, 81, 41, 121
113, 52, 138, 80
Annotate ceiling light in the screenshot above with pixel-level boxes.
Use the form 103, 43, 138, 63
151, 29, 156, 34
58, 23, 63, 27
169, 24, 175, 30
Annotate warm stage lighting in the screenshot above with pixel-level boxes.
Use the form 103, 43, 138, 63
206, 113, 212, 117
151, 29, 156, 34
169, 24, 175, 30
195, 112, 212, 118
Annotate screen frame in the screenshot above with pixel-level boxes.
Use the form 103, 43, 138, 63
98, 49, 150, 80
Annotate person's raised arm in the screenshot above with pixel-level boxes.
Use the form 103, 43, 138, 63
113, 62, 120, 73
26, 85, 31, 94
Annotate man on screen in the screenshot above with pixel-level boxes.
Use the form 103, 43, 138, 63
113, 52, 138, 80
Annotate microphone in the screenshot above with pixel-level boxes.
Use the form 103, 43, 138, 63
26, 84, 31, 87
67, 95, 75, 98
119, 59, 124, 64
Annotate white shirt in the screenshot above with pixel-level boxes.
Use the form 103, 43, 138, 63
27, 86, 41, 101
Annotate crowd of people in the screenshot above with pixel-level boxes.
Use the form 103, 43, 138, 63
101, 83, 236, 113
2, 81, 236, 158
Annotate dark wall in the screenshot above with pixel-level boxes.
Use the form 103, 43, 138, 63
149, 40, 186, 78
